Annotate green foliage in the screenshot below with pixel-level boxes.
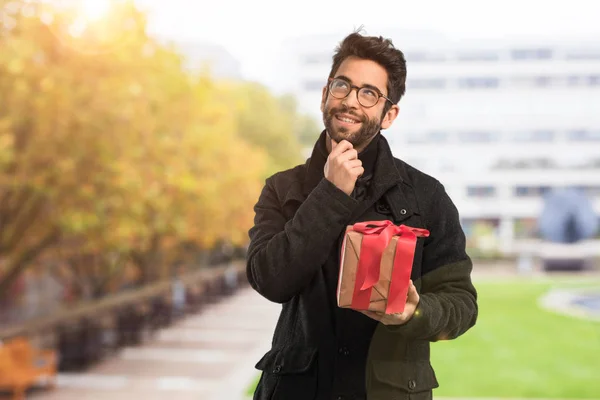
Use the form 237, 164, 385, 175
0, 0, 306, 294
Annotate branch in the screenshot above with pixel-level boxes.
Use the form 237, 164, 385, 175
0, 227, 60, 295
1, 189, 46, 253
93, 253, 126, 297
0, 189, 14, 237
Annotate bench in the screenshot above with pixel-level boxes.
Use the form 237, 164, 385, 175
0, 338, 57, 399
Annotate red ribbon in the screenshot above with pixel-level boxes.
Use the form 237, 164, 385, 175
349, 220, 430, 314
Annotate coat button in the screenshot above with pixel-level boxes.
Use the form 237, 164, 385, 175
376, 201, 390, 214
400, 208, 407, 215
338, 346, 350, 356
273, 365, 282, 373
408, 379, 417, 390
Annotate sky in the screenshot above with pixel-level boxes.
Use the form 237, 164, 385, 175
129, 0, 600, 90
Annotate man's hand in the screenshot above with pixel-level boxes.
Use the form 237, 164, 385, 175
360, 280, 420, 325
324, 139, 364, 196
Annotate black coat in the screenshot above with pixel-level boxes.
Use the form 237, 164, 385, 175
246, 131, 478, 400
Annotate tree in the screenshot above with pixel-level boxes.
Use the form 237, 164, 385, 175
225, 82, 304, 173
0, 0, 302, 296
0, 0, 185, 291
278, 93, 321, 147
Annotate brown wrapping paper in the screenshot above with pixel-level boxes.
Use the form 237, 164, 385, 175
336, 228, 402, 313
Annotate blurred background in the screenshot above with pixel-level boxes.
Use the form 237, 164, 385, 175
0, 0, 599, 399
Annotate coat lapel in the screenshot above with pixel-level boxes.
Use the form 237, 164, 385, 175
301, 131, 419, 225
348, 135, 407, 222
302, 131, 328, 197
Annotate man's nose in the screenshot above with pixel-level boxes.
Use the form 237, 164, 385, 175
341, 88, 360, 109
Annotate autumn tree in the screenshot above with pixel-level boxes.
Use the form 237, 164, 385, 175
0, 0, 300, 298
278, 93, 321, 148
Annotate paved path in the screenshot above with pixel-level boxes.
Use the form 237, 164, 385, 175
539, 286, 600, 321
16, 270, 600, 400
27, 286, 279, 400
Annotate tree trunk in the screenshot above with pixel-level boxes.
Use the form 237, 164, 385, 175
0, 228, 60, 295
130, 233, 162, 284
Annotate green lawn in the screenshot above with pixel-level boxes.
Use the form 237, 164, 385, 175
247, 277, 600, 398
431, 278, 600, 398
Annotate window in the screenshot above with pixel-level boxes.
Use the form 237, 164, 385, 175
567, 130, 600, 142
513, 130, 555, 142
458, 131, 499, 143
511, 48, 553, 60
407, 79, 447, 89
533, 76, 553, 87
428, 131, 449, 142
458, 77, 500, 89
467, 186, 497, 198
514, 186, 552, 197
588, 76, 600, 86
457, 52, 499, 62
512, 158, 555, 169
565, 49, 600, 60
511, 76, 566, 88
405, 52, 446, 62
570, 186, 600, 197
406, 131, 449, 144
567, 75, 584, 86
566, 75, 600, 87
491, 159, 513, 170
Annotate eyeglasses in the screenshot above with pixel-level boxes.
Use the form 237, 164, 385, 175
327, 78, 392, 108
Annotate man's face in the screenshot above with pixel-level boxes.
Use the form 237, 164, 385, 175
321, 56, 399, 151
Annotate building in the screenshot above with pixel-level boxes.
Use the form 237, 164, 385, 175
279, 30, 600, 254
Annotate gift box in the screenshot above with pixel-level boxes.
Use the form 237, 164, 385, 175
336, 220, 430, 314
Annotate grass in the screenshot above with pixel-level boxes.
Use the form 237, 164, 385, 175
246, 277, 600, 398
431, 277, 600, 398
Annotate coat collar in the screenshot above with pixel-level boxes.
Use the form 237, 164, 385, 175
302, 130, 410, 196
302, 130, 416, 223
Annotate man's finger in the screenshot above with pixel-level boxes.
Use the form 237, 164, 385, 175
352, 166, 365, 178
329, 139, 353, 158
344, 159, 363, 169
337, 148, 359, 163
407, 281, 419, 303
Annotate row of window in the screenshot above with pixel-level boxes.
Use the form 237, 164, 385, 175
407, 48, 600, 62
466, 185, 600, 198
303, 76, 600, 91
492, 158, 600, 170
406, 75, 600, 89
460, 217, 600, 240
302, 48, 600, 65
405, 158, 600, 175
404, 130, 600, 144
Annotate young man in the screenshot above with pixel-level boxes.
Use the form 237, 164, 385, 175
246, 31, 478, 400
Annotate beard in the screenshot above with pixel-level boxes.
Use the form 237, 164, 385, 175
323, 104, 382, 149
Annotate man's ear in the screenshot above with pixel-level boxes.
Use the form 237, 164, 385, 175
320, 86, 328, 113
381, 105, 400, 130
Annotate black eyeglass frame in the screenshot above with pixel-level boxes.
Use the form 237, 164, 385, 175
327, 77, 393, 108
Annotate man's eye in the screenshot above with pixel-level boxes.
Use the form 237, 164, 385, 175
362, 89, 377, 97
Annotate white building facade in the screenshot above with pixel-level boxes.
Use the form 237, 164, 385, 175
279, 30, 600, 254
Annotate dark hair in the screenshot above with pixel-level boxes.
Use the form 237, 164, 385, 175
328, 30, 407, 108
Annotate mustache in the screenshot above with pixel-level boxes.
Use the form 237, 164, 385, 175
328, 106, 364, 122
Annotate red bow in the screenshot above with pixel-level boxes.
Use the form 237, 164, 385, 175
350, 220, 429, 314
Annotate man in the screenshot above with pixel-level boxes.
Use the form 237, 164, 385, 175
246, 30, 478, 400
